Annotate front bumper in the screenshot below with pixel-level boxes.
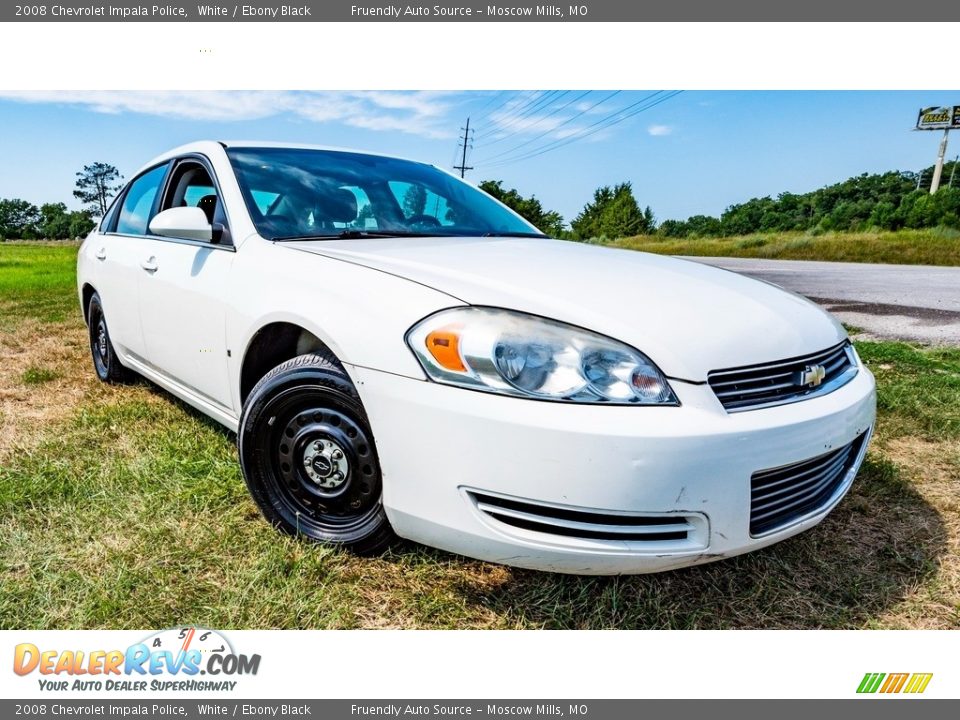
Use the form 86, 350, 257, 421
349, 362, 876, 575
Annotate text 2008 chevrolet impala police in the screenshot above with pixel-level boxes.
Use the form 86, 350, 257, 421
77, 141, 875, 574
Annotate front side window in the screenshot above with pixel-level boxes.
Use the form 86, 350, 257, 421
226, 147, 544, 241
164, 162, 220, 225
115, 164, 167, 235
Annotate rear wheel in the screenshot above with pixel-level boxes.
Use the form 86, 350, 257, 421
238, 353, 394, 554
87, 292, 132, 383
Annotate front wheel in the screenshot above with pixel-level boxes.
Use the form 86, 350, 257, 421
238, 353, 394, 555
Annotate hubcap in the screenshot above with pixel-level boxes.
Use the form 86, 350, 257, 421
302, 438, 350, 490
97, 321, 108, 358
272, 405, 380, 522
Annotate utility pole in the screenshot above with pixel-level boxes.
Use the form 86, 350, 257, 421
949, 154, 958, 188
453, 117, 474, 178
916, 169, 924, 191
929, 128, 951, 194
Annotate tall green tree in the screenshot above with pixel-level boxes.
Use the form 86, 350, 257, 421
571, 182, 653, 240
37, 202, 95, 239
68, 211, 96, 239
0, 198, 41, 239
40, 202, 73, 239
74, 162, 123, 217
478, 179, 565, 237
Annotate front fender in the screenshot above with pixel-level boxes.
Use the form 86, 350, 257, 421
225, 238, 462, 413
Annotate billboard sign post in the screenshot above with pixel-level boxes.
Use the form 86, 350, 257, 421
915, 106, 959, 193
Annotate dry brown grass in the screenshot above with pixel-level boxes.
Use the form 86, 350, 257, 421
871, 437, 960, 628
0, 318, 89, 458
2, 243, 959, 629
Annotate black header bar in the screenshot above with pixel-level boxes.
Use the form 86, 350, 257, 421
4, 0, 959, 22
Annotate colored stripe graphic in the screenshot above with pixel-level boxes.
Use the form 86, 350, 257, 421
857, 672, 932, 694
880, 673, 909, 693
857, 673, 885, 693
904, 674, 933, 694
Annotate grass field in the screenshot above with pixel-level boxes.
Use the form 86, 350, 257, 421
614, 227, 960, 266
1, 241, 958, 629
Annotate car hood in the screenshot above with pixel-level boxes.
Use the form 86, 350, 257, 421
283, 236, 846, 382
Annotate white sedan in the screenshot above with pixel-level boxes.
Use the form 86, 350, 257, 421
77, 141, 876, 574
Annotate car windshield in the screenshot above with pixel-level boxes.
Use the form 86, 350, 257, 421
226, 147, 546, 241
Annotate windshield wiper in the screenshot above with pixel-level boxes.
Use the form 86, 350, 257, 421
482, 231, 549, 238
274, 230, 430, 241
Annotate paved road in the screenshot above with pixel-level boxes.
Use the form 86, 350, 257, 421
687, 257, 960, 345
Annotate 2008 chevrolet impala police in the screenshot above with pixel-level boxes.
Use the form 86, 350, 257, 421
77, 141, 876, 574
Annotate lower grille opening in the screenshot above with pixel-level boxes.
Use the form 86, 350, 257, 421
750, 432, 867, 536
469, 491, 693, 542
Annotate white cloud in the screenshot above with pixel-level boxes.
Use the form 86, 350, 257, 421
647, 124, 673, 136
0, 90, 457, 139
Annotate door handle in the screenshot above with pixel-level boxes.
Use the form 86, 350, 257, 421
140, 257, 158, 273
95, 248, 106, 260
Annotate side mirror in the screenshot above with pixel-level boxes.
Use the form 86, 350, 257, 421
149, 207, 213, 242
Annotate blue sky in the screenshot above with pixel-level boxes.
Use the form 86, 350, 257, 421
0, 90, 956, 225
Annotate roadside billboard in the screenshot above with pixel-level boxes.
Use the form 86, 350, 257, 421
915, 105, 960, 130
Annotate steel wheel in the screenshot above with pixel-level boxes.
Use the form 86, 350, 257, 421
238, 353, 394, 553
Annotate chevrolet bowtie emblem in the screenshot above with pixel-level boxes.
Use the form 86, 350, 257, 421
797, 364, 827, 387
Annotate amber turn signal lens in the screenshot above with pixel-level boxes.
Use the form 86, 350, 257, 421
425, 329, 467, 372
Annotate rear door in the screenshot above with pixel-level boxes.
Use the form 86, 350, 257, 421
136, 156, 235, 410
95, 163, 169, 361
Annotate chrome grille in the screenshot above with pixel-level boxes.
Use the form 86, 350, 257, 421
468, 491, 697, 542
708, 341, 856, 412
750, 432, 867, 536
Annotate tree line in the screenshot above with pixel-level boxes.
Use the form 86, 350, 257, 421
0, 162, 122, 241
5, 160, 959, 242
481, 159, 960, 240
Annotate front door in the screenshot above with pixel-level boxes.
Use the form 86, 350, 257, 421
136, 158, 235, 409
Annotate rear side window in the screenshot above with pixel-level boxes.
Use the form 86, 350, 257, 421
115, 165, 167, 235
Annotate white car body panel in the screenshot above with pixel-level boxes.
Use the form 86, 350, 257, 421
77, 140, 877, 574
352, 363, 875, 574
137, 240, 235, 409
85, 234, 151, 360
283, 236, 846, 382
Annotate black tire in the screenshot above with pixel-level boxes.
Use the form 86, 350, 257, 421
238, 352, 394, 555
87, 292, 132, 383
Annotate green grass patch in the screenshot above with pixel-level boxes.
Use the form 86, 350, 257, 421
0, 243, 957, 629
21, 366, 62, 385
615, 228, 960, 266
857, 341, 960, 440
0, 241, 80, 327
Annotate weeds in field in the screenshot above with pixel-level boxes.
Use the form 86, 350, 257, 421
615, 228, 960, 266
1, 242, 957, 629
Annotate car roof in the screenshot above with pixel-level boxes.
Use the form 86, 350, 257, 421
136, 140, 436, 177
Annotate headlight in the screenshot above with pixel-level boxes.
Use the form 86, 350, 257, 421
405, 308, 678, 405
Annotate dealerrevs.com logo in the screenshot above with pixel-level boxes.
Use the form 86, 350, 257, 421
13, 627, 260, 693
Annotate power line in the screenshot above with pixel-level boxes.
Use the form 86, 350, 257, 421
481, 91, 682, 169
485, 91, 663, 166
476, 90, 623, 164
489, 91, 682, 168
472, 89, 601, 162
473, 90, 555, 138
473, 90, 507, 116
471, 90, 527, 127
476, 91, 576, 149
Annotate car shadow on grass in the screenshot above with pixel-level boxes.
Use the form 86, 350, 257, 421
429, 454, 948, 629
141, 382, 948, 629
